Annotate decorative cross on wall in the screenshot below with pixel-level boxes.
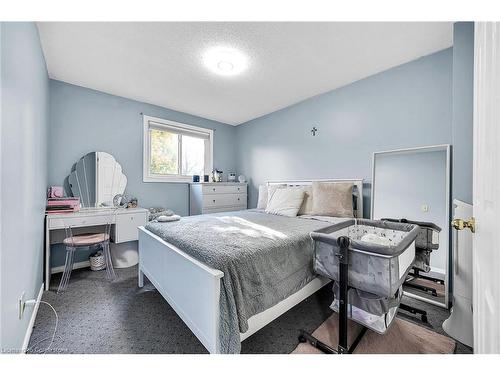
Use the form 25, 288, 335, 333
311, 127, 318, 136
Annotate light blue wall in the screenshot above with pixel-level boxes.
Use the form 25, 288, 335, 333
0, 22, 49, 352
48, 80, 237, 267
235, 48, 453, 217
48, 80, 237, 216
452, 22, 474, 204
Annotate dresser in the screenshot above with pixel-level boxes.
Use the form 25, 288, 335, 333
189, 182, 247, 215
45, 207, 148, 290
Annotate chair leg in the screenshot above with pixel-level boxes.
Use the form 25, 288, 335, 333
103, 241, 116, 281
57, 247, 76, 294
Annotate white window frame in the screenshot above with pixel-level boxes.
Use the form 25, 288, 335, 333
143, 115, 214, 183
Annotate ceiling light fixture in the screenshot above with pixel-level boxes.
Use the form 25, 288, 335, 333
203, 47, 248, 76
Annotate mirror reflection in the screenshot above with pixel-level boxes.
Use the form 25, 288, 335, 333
372, 145, 450, 308
68, 152, 127, 208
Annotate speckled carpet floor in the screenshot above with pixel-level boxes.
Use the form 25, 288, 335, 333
28, 266, 472, 354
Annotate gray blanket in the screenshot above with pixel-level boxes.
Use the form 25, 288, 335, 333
145, 209, 330, 353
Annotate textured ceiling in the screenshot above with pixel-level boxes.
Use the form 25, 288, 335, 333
38, 22, 453, 125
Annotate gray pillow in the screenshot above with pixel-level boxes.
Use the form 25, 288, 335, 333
297, 185, 313, 215
311, 181, 354, 217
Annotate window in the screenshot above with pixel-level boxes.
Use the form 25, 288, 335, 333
143, 116, 213, 182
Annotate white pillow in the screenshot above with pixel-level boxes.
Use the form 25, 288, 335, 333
267, 184, 286, 207
265, 187, 305, 217
256, 185, 268, 209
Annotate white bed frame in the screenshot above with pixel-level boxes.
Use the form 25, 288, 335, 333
138, 178, 364, 353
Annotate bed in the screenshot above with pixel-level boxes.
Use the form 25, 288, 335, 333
137, 179, 363, 353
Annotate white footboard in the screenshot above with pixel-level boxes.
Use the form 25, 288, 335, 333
138, 227, 224, 353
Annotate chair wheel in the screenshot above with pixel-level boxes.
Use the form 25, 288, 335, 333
298, 335, 307, 343
421, 315, 428, 323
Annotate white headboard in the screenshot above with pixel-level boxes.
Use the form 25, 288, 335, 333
266, 179, 364, 218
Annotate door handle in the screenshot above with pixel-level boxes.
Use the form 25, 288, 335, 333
451, 218, 475, 233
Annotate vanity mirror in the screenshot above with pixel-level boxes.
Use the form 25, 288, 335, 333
68, 152, 127, 208
371, 145, 451, 308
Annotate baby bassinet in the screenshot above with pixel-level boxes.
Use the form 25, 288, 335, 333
299, 218, 420, 354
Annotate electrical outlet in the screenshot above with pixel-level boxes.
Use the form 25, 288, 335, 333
421, 204, 429, 213
18, 291, 25, 319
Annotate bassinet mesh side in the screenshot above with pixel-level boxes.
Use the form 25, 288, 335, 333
313, 220, 418, 298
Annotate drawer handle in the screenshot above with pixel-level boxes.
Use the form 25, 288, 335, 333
213, 188, 216, 191
130, 217, 134, 220
237, 198, 240, 201
213, 199, 216, 203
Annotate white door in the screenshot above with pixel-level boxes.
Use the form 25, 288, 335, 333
472, 22, 500, 353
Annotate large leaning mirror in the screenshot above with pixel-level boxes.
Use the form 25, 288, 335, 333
68, 151, 127, 208
371, 144, 451, 308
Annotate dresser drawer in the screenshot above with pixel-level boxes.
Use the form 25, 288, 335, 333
203, 193, 246, 208
114, 212, 147, 243
48, 215, 111, 230
202, 184, 246, 195
203, 205, 247, 214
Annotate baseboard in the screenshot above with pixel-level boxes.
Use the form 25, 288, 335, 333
51, 260, 90, 274
21, 282, 44, 354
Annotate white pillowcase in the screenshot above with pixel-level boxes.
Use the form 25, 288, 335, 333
267, 184, 286, 207
265, 187, 305, 217
256, 185, 268, 209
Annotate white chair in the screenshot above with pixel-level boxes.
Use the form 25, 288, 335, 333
57, 215, 116, 293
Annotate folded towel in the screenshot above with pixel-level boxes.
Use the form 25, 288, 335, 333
360, 233, 391, 246
156, 214, 181, 222
148, 208, 175, 221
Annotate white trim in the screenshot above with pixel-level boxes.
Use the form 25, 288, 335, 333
371, 143, 451, 157
21, 283, 44, 354
51, 260, 90, 274
142, 115, 214, 183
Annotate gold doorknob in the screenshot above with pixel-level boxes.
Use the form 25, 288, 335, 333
452, 217, 475, 233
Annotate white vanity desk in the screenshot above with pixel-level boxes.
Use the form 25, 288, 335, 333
45, 207, 148, 291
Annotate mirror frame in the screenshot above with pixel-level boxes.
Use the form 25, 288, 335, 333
370, 144, 451, 309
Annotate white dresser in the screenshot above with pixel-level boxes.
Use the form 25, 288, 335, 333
189, 182, 247, 215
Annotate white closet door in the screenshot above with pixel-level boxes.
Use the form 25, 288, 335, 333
473, 22, 500, 353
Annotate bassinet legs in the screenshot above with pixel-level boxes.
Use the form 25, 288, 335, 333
298, 236, 368, 354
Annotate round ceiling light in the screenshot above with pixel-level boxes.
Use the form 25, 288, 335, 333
203, 47, 248, 76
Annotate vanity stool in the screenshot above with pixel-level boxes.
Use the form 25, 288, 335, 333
58, 226, 116, 294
